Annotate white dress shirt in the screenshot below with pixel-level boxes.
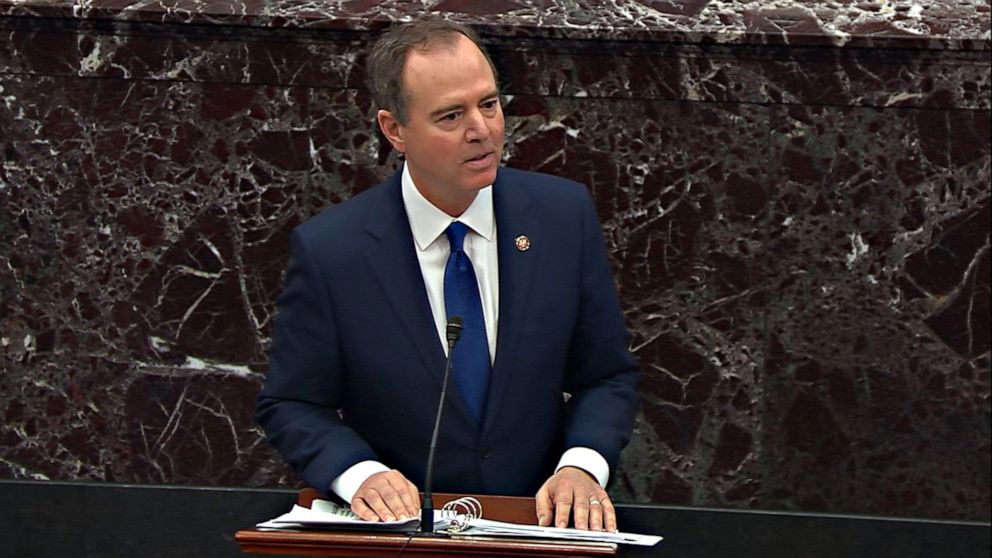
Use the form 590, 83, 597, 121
330, 163, 608, 504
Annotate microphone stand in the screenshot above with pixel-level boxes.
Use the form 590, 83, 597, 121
419, 317, 462, 536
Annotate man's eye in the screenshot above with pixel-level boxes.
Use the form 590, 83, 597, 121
439, 113, 459, 122
482, 100, 499, 110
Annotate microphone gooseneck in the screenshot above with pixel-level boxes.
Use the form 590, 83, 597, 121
419, 316, 462, 535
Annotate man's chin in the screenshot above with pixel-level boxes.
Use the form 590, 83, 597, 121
465, 167, 498, 189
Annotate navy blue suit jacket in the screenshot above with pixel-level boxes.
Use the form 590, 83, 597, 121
256, 167, 640, 497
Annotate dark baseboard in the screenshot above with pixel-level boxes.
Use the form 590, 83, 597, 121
1, 480, 988, 557
1, 480, 295, 558
616, 502, 990, 558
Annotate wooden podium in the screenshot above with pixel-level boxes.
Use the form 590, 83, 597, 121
236, 489, 618, 557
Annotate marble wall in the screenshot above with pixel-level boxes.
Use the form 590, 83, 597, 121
1, 1, 989, 521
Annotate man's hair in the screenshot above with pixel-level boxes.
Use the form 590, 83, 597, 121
366, 17, 499, 125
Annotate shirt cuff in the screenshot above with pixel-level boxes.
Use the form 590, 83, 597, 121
556, 447, 609, 487
330, 460, 391, 504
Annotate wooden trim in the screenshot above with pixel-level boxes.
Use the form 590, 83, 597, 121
236, 528, 617, 557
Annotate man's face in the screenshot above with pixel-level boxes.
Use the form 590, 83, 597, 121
378, 34, 505, 216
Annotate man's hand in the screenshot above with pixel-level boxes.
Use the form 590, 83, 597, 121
350, 469, 420, 522
535, 466, 616, 531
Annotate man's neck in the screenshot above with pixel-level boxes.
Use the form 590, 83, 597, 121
415, 185, 476, 217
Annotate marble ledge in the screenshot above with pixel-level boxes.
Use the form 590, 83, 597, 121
0, 0, 988, 51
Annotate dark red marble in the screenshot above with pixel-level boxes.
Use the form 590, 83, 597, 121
1, 0, 988, 49
0, 0, 989, 522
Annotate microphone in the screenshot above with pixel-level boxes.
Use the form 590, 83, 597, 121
419, 316, 462, 535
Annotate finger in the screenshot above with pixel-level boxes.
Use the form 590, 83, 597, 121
602, 497, 618, 532
351, 494, 381, 522
554, 491, 574, 529
383, 472, 418, 518
361, 487, 398, 522
405, 478, 421, 511
535, 484, 554, 526
588, 495, 604, 532
377, 483, 414, 520
572, 492, 591, 531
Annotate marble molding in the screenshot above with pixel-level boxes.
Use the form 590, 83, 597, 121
1, 0, 989, 521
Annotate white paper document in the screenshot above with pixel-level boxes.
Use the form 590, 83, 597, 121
256, 499, 662, 546
446, 516, 662, 546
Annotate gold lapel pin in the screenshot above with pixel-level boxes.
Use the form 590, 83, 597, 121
514, 235, 531, 252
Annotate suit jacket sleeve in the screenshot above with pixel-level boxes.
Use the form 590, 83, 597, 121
560, 187, 641, 474
255, 228, 378, 496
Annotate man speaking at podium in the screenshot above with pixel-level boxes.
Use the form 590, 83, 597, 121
256, 17, 640, 533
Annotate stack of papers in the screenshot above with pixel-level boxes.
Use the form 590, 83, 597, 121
445, 516, 661, 546
257, 500, 418, 532
257, 499, 662, 546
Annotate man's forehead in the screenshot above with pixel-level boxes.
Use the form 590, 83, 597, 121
404, 34, 478, 69
401, 38, 497, 99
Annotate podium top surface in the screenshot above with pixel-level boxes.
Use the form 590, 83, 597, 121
237, 490, 619, 557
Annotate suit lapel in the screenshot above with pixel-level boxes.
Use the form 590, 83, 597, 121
363, 175, 448, 384
364, 169, 546, 432
484, 172, 543, 434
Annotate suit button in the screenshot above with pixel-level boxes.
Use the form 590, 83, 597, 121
479, 447, 491, 459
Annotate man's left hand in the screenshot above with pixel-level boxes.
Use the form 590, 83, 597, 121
535, 466, 616, 531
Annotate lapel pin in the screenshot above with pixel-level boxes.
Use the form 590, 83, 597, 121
514, 235, 531, 252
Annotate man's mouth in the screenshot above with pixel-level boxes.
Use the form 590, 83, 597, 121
465, 151, 493, 163
463, 151, 496, 170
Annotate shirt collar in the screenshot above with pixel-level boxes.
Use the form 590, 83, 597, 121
401, 162, 495, 251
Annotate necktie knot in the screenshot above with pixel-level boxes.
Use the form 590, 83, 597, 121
445, 221, 470, 253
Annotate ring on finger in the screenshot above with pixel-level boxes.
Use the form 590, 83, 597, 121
589, 498, 601, 506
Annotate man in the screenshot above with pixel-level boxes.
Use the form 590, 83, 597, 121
256, 18, 640, 532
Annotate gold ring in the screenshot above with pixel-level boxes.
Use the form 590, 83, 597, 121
589, 498, 601, 506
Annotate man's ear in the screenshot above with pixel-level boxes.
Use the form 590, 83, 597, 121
377, 109, 406, 154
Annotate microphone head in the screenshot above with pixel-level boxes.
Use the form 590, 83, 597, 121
446, 316, 463, 344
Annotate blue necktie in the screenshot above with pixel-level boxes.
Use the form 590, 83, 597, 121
443, 221, 491, 426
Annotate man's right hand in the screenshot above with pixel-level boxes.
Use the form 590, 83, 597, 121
350, 469, 420, 521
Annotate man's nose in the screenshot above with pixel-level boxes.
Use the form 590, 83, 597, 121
465, 109, 492, 142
